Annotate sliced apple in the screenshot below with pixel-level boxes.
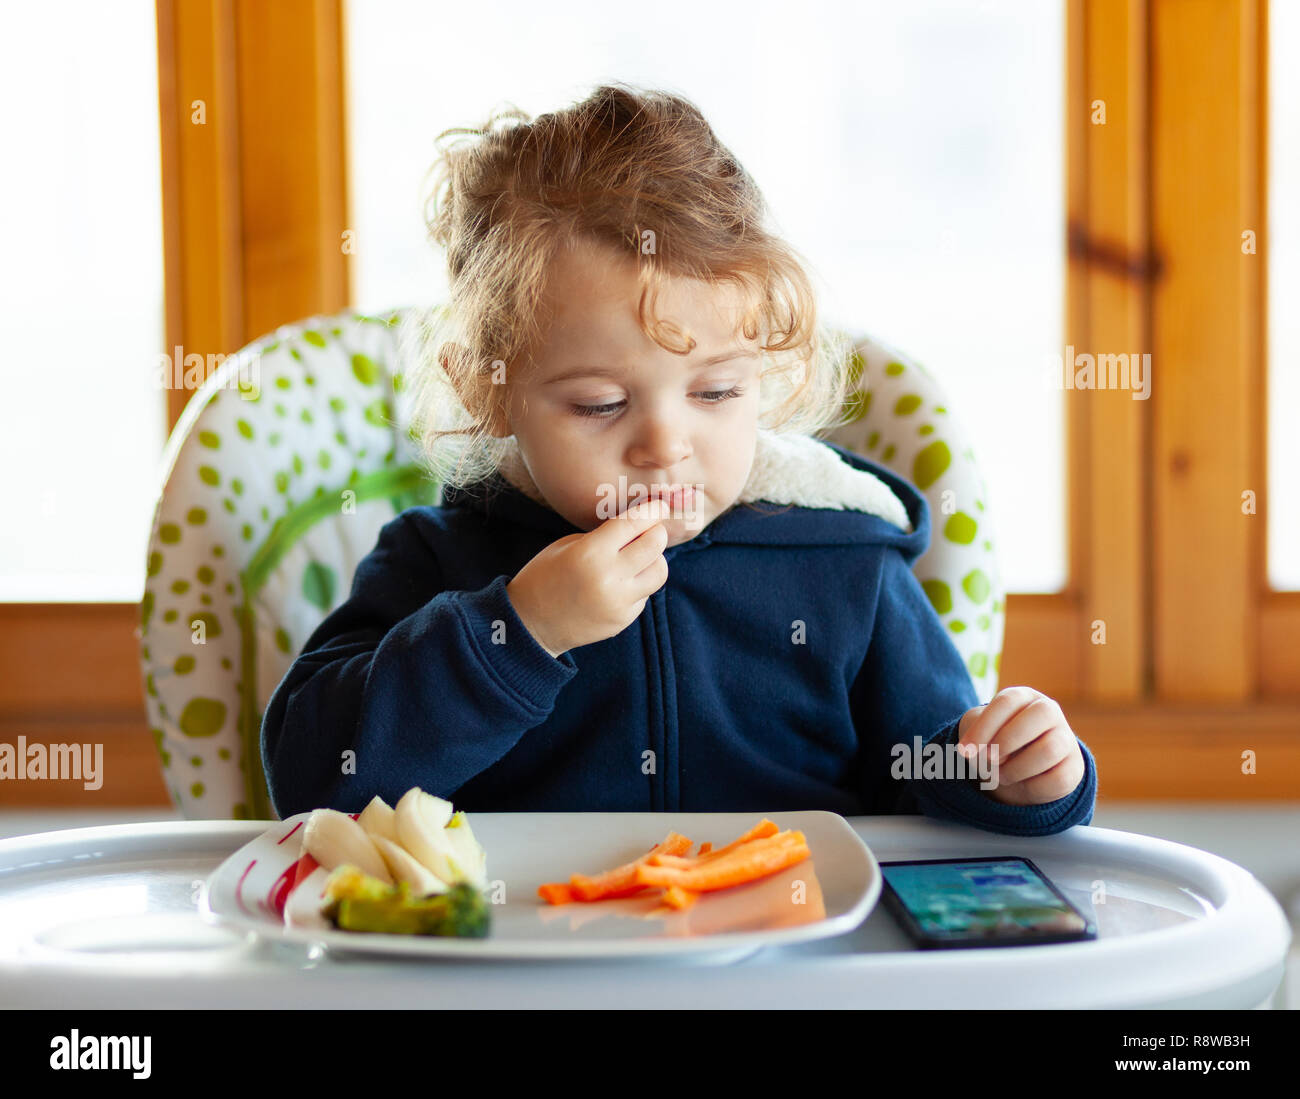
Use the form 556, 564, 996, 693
357, 795, 400, 845
443, 811, 488, 889
395, 787, 459, 883
373, 835, 449, 896
302, 808, 393, 884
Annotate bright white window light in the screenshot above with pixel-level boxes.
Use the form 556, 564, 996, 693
346, 0, 1066, 591
0, 0, 168, 601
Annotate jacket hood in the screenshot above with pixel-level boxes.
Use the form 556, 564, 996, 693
439, 429, 932, 564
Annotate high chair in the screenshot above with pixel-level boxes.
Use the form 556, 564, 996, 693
138, 308, 1005, 820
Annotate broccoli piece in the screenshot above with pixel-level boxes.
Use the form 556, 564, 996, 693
319, 864, 394, 923
329, 881, 491, 938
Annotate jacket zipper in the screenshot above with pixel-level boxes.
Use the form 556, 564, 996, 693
649, 587, 677, 813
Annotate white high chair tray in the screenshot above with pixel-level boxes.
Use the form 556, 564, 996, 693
200, 810, 878, 961
0, 815, 1288, 1008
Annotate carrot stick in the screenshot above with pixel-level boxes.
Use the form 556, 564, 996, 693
634, 832, 809, 892
568, 832, 694, 901
661, 885, 699, 911
537, 882, 574, 905
646, 853, 702, 869
648, 819, 781, 867
647, 819, 783, 867
539, 820, 793, 905
699, 819, 779, 860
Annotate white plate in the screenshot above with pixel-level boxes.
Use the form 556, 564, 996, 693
201, 810, 880, 960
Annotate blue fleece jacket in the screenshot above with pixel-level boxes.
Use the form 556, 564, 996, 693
260, 440, 1097, 834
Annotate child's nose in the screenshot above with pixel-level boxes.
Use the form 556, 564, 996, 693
627, 420, 692, 470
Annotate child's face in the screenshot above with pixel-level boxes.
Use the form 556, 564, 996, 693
498, 236, 763, 545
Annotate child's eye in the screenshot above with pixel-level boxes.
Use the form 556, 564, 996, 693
696, 385, 745, 404
568, 386, 745, 419
570, 400, 626, 418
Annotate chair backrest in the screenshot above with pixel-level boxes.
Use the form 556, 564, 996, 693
821, 332, 1005, 705
139, 308, 1003, 820
139, 308, 437, 821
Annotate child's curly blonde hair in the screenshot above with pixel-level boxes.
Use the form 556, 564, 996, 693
398, 82, 855, 494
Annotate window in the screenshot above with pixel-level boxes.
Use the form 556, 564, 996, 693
0, 0, 168, 601
9, 1, 1293, 811
344, 0, 1067, 592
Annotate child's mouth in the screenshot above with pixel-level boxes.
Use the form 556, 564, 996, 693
648, 485, 695, 512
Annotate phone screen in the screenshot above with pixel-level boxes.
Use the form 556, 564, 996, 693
880, 858, 1094, 943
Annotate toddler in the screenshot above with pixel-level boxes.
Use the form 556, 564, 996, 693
260, 83, 1097, 835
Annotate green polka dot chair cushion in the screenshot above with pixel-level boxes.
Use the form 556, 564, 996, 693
820, 333, 1005, 703
141, 310, 1002, 819
140, 308, 437, 820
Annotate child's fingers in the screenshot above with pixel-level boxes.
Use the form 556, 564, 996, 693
594, 498, 670, 553
989, 725, 1076, 788
957, 686, 1040, 757
618, 512, 670, 576
627, 554, 670, 602
957, 704, 987, 740
616, 515, 670, 606
1006, 749, 1086, 804
983, 696, 1066, 767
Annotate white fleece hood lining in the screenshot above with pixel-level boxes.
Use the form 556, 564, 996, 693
500, 429, 913, 534
738, 429, 913, 532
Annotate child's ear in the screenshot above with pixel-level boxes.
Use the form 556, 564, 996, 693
440, 342, 519, 438
483, 399, 513, 438
475, 373, 514, 439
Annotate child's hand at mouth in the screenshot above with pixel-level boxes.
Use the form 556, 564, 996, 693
506, 499, 672, 659
954, 687, 1087, 806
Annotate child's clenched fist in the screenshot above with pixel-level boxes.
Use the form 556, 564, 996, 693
956, 686, 1086, 807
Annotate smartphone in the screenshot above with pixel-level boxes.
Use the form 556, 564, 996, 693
878, 856, 1097, 949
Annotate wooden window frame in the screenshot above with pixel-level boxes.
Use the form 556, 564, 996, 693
1003, 0, 1299, 797
2, 0, 1294, 808
0, 0, 349, 807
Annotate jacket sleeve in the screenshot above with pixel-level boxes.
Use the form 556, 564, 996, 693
851, 545, 1098, 836
259, 511, 578, 818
